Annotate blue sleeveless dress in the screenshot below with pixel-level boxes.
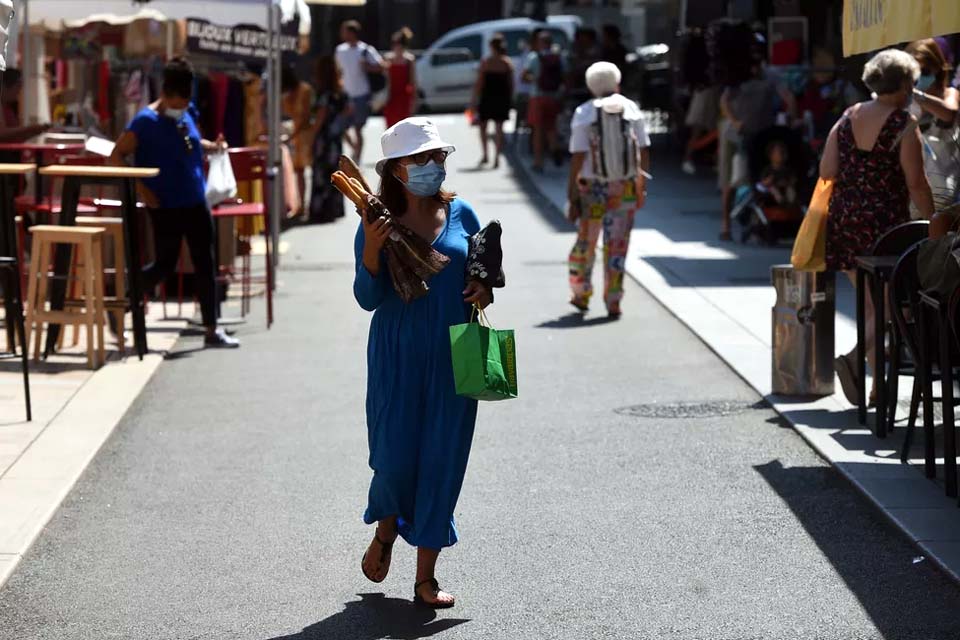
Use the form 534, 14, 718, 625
353, 198, 481, 549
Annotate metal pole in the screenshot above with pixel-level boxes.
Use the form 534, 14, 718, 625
21, 0, 30, 124
269, 0, 281, 270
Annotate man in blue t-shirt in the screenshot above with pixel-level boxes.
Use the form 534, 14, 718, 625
110, 57, 238, 348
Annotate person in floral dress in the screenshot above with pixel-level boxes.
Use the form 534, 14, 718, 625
819, 49, 934, 404
566, 62, 650, 318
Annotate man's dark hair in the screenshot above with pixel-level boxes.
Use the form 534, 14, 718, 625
342, 19, 361, 36
602, 24, 621, 41
575, 27, 597, 43
162, 57, 194, 100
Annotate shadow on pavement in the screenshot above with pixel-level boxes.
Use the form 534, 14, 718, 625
755, 460, 960, 638
265, 593, 469, 640
536, 312, 619, 329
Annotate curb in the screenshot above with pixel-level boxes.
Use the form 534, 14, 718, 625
505, 144, 960, 587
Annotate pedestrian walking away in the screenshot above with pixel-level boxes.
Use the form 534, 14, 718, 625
110, 57, 239, 348
566, 62, 650, 318
353, 117, 495, 608
281, 65, 316, 217
335, 19, 385, 163
308, 55, 350, 224
471, 33, 514, 168
819, 48, 934, 405
383, 27, 417, 128
523, 30, 566, 171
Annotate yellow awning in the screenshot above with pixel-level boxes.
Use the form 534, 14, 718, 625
843, 0, 960, 56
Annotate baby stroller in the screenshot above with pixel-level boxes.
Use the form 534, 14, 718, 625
732, 126, 815, 245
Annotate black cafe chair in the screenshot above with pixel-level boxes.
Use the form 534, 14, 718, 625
872, 221, 929, 436
0, 190, 31, 421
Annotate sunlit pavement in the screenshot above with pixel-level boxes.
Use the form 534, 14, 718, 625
0, 115, 958, 639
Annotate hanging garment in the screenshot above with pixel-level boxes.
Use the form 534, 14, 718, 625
243, 76, 265, 146
209, 72, 229, 138
223, 78, 246, 148
97, 60, 111, 126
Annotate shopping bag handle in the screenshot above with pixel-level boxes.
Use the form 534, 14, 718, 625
469, 304, 496, 329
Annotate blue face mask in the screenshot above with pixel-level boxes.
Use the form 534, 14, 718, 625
401, 160, 446, 197
916, 74, 936, 91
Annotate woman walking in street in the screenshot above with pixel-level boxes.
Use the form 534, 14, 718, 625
382, 28, 417, 128
354, 118, 492, 608
472, 33, 514, 168
906, 38, 960, 210
566, 62, 650, 318
281, 65, 316, 217
308, 56, 350, 223
820, 49, 934, 405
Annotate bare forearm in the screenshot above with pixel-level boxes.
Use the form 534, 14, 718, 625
910, 184, 935, 219
916, 90, 959, 125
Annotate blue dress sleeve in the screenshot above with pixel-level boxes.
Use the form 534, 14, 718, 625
354, 222, 388, 311
457, 198, 482, 236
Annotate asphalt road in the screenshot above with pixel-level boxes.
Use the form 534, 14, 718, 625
1, 116, 959, 640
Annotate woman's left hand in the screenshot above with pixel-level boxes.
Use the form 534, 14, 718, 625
463, 280, 492, 309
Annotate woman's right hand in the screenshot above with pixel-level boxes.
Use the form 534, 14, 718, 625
362, 215, 392, 276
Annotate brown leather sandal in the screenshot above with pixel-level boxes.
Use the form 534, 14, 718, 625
413, 577, 455, 609
360, 531, 394, 584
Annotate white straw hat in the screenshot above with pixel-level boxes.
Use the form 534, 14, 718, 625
375, 117, 456, 175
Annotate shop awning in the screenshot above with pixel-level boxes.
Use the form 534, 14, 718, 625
20, 0, 354, 32
843, 0, 960, 56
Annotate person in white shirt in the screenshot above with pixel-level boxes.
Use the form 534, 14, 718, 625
335, 20, 385, 162
566, 62, 651, 318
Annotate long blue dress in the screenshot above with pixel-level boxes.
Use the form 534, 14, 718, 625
353, 197, 481, 550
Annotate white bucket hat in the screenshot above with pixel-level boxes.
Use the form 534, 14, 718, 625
375, 117, 456, 175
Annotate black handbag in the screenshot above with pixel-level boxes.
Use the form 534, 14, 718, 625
918, 205, 960, 299
466, 221, 506, 291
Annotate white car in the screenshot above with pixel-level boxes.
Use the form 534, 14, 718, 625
416, 16, 581, 111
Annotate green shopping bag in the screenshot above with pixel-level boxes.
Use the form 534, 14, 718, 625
449, 306, 518, 401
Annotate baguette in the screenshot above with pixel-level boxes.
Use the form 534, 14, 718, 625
338, 155, 372, 194
331, 171, 365, 208
348, 177, 369, 197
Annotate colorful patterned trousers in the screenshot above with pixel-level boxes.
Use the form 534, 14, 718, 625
568, 178, 638, 312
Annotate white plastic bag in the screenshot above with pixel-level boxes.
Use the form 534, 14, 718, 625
205, 151, 237, 208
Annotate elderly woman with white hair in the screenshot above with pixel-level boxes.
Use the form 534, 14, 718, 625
820, 48, 934, 405
566, 61, 650, 318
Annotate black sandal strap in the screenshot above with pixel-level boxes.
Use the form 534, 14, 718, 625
374, 529, 395, 550
414, 578, 439, 594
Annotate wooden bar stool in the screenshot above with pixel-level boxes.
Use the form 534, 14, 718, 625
60, 216, 127, 354
24, 225, 106, 369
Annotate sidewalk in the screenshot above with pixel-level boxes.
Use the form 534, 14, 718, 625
508, 140, 960, 582
0, 303, 189, 588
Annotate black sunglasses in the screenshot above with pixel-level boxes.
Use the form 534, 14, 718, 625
406, 149, 449, 166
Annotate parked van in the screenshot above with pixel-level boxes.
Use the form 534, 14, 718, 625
416, 16, 581, 111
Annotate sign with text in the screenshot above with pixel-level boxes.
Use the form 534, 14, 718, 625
186, 17, 298, 61
842, 0, 960, 56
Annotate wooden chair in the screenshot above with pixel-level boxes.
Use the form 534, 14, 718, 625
24, 225, 106, 369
